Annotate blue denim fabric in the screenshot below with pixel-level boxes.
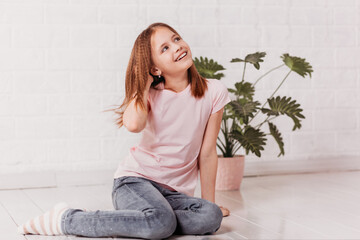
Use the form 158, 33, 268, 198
61, 176, 223, 239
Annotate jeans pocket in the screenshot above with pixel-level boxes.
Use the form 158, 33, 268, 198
113, 176, 130, 190
112, 177, 129, 204
112, 188, 118, 209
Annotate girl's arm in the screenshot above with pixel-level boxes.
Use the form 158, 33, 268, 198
123, 75, 153, 133
199, 107, 230, 217
198, 107, 224, 203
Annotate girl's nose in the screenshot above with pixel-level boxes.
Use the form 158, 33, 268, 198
174, 44, 182, 53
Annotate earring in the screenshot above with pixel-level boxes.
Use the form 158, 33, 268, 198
158, 75, 161, 79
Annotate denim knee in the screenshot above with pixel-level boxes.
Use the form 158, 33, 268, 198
200, 202, 223, 234
212, 204, 223, 232
143, 209, 177, 239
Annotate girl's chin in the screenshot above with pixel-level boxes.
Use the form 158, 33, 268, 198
176, 57, 193, 68
166, 62, 192, 76
179, 61, 193, 72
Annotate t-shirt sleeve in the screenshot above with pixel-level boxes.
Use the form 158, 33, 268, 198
211, 81, 231, 115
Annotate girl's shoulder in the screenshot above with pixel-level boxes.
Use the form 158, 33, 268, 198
205, 78, 228, 94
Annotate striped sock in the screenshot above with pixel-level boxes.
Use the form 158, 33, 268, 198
17, 202, 70, 236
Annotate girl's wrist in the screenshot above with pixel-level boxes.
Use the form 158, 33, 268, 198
146, 79, 153, 90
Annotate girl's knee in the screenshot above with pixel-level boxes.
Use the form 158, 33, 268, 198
201, 201, 223, 234
143, 209, 177, 239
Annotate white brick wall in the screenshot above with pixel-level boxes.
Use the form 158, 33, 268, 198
0, 0, 359, 176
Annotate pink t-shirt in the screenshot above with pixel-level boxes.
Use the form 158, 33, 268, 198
114, 78, 231, 196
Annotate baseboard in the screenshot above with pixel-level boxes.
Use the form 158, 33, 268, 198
243, 155, 360, 177
1, 156, 359, 190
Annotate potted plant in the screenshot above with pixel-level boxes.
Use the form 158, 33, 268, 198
194, 52, 313, 190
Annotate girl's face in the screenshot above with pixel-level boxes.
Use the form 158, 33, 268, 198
150, 27, 193, 77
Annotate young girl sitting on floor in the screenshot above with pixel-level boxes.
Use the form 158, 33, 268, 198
18, 22, 231, 239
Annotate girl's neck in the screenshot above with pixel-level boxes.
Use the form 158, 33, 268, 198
163, 71, 189, 93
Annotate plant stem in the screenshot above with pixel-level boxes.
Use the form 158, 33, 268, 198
242, 62, 247, 82
253, 64, 285, 86
248, 69, 292, 125
268, 69, 292, 100
221, 118, 232, 157
256, 115, 270, 129
217, 136, 226, 151
255, 115, 279, 129
231, 140, 240, 154
268, 116, 277, 121
233, 143, 242, 156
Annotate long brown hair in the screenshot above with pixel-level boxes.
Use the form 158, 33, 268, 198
105, 22, 208, 128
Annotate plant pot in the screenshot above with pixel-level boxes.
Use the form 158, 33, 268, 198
215, 155, 245, 191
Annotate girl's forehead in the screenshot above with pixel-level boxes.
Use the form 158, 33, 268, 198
153, 26, 174, 38
151, 27, 176, 47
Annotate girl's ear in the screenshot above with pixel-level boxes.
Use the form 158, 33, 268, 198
150, 67, 161, 76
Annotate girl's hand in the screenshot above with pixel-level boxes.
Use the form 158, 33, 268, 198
219, 206, 230, 217
147, 73, 155, 89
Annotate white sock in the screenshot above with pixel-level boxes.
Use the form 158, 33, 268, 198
17, 202, 70, 236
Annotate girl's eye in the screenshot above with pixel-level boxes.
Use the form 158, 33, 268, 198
162, 46, 168, 53
161, 37, 181, 52
174, 37, 181, 42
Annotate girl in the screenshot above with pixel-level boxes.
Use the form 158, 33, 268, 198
18, 22, 231, 239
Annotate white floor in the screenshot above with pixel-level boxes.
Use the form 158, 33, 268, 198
2, 170, 360, 239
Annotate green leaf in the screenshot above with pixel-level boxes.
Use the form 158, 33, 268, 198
231, 52, 266, 70
268, 122, 285, 157
262, 96, 305, 131
228, 99, 260, 124
230, 58, 245, 63
217, 117, 238, 157
194, 56, 225, 80
227, 81, 255, 101
231, 126, 267, 157
281, 53, 313, 78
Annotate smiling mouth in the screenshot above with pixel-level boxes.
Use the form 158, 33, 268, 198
175, 52, 188, 62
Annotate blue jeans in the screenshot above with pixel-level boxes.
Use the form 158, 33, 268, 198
61, 176, 223, 239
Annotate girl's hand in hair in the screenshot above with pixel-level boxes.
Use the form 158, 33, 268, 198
147, 73, 155, 89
